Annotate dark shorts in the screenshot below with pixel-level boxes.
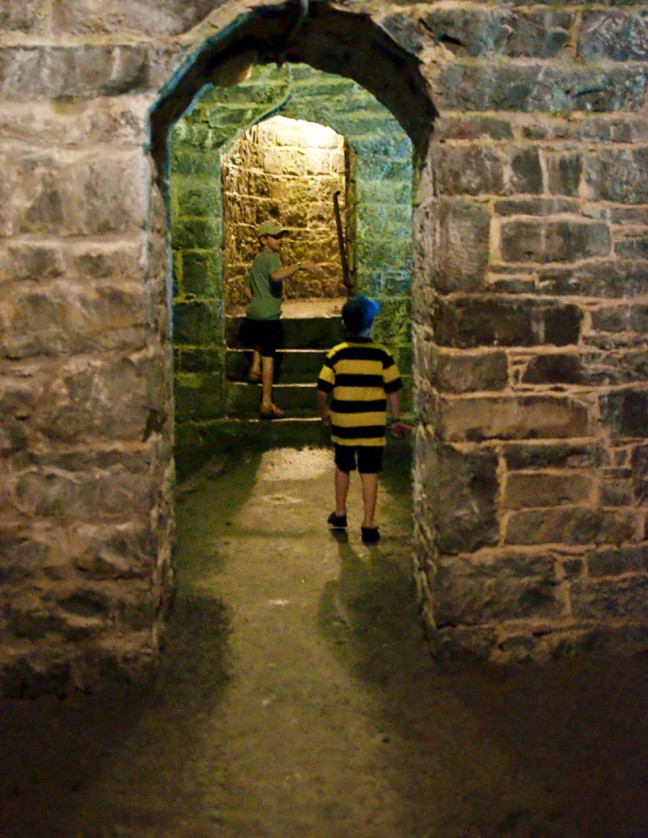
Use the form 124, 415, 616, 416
242, 318, 282, 358
334, 444, 384, 475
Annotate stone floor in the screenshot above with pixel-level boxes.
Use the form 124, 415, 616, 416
2, 441, 648, 837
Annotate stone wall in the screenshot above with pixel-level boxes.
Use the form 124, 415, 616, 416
1, 0, 648, 693
222, 115, 346, 307
408, 3, 648, 660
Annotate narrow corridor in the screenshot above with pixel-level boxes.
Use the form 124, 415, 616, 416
2, 443, 648, 837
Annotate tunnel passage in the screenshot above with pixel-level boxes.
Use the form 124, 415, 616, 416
168, 62, 415, 478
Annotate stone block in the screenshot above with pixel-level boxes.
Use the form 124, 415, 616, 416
522, 354, 585, 385
0, 0, 46, 31
504, 473, 593, 509
176, 347, 225, 375
503, 442, 605, 471
1, 283, 147, 359
505, 508, 599, 546
173, 301, 223, 346
434, 205, 485, 295
0, 242, 64, 283
417, 442, 498, 554
585, 149, 648, 204
439, 395, 590, 442
500, 219, 611, 264
615, 236, 648, 261
52, 0, 217, 36
632, 445, 648, 504
546, 152, 583, 197
172, 218, 221, 250
174, 373, 224, 422
578, 11, 648, 62
600, 480, 634, 508
538, 261, 648, 299
435, 146, 504, 196
436, 62, 647, 114
176, 182, 221, 218
0, 45, 150, 100
181, 251, 221, 298
39, 355, 166, 443
601, 390, 648, 439
570, 577, 648, 622
433, 553, 561, 627
419, 8, 572, 58
434, 298, 582, 348
434, 351, 508, 393
588, 545, 648, 578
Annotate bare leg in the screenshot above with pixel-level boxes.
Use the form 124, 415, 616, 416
249, 349, 261, 379
335, 467, 350, 517
360, 472, 379, 528
261, 355, 274, 410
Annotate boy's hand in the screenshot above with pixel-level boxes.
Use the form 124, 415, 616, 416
390, 420, 413, 438
302, 259, 323, 276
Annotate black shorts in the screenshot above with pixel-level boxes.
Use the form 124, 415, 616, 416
334, 444, 383, 475
242, 318, 282, 358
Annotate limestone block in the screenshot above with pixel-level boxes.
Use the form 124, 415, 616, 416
433, 553, 561, 627
435, 62, 647, 113
51, 0, 216, 35
173, 301, 223, 346
0, 46, 150, 100
72, 523, 154, 580
181, 251, 221, 298
601, 390, 648, 439
538, 261, 648, 299
0, 0, 48, 32
500, 219, 611, 263
493, 197, 576, 218
439, 395, 590, 442
418, 7, 572, 58
0, 99, 150, 148
504, 473, 593, 509
436, 199, 490, 293
570, 576, 648, 622
434, 350, 508, 393
578, 10, 648, 62
434, 116, 513, 142
503, 442, 605, 472
545, 152, 583, 197
505, 507, 636, 546
0, 149, 148, 237
417, 442, 499, 554
588, 545, 648, 578
630, 446, 648, 507
0, 283, 147, 359
0, 242, 64, 283
176, 182, 221, 219
615, 235, 648, 261
174, 372, 224, 422
39, 355, 165, 443
434, 298, 582, 348
172, 218, 221, 250
585, 148, 648, 204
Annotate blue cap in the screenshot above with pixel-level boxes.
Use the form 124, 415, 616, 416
341, 294, 381, 335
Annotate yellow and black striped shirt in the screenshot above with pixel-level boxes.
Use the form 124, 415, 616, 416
317, 338, 402, 446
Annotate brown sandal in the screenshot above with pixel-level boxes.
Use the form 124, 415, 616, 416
260, 404, 285, 419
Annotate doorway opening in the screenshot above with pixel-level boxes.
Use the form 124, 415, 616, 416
167, 63, 415, 478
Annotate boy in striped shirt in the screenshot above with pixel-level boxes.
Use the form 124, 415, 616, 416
316, 294, 411, 544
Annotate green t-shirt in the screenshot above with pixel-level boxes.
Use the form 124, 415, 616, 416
245, 249, 282, 320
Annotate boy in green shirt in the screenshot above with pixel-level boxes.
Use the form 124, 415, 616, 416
244, 219, 320, 419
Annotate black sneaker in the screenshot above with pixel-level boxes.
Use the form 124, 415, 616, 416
361, 526, 380, 544
327, 512, 347, 529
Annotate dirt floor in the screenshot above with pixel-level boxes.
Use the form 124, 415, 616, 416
1, 441, 648, 837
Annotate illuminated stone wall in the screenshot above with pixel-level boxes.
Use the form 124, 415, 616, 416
221, 116, 346, 305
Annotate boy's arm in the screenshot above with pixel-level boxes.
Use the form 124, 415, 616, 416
317, 389, 332, 426
387, 391, 412, 438
243, 286, 252, 302
270, 260, 322, 283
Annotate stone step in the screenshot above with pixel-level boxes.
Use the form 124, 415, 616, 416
226, 382, 319, 418
226, 316, 346, 350
226, 348, 327, 383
